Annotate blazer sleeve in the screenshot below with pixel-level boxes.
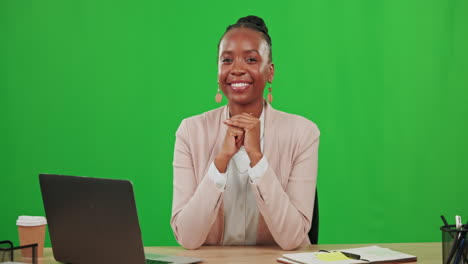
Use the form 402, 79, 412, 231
252, 123, 319, 250
170, 119, 224, 249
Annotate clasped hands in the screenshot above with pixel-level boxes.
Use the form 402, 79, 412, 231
214, 113, 263, 173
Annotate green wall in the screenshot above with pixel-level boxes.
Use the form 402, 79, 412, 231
1, 0, 467, 247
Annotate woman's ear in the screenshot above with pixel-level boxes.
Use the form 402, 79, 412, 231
268, 63, 275, 83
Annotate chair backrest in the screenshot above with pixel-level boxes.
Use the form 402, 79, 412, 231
308, 189, 319, 244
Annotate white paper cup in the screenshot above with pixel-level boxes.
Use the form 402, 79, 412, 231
17, 216, 47, 258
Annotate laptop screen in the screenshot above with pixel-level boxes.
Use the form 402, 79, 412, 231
39, 174, 147, 264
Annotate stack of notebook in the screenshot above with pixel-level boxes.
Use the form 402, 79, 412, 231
277, 245, 417, 264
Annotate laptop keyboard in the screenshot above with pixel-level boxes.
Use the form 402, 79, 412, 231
146, 259, 172, 264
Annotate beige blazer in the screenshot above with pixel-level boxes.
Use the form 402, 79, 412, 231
171, 102, 320, 250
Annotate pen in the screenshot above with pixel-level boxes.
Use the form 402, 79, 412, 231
318, 250, 361, 260
441, 215, 449, 227
456, 216, 462, 230
442, 215, 455, 239
340, 251, 361, 260
453, 238, 465, 264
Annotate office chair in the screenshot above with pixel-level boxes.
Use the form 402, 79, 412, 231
308, 189, 319, 244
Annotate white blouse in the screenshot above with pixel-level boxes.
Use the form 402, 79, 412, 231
207, 108, 268, 245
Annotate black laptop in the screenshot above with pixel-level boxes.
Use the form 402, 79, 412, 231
39, 174, 202, 264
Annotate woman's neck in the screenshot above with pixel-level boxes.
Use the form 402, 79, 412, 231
228, 100, 264, 118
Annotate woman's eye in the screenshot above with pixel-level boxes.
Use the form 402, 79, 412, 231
246, 57, 257, 63
221, 58, 232, 63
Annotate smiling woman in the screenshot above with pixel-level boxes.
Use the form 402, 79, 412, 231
170, 15, 320, 250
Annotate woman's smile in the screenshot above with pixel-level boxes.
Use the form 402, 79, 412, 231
229, 81, 252, 92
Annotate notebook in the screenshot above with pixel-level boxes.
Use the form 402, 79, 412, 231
39, 174, 202, 264
279, 246, 417, 264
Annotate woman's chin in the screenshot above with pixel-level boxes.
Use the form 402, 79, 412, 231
227, 95, 262, 106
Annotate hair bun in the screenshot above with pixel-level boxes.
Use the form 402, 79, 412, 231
237, 15, 268, 34
221, 15, 273, 61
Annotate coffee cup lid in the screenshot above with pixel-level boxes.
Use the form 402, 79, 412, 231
16, 216, 47, 226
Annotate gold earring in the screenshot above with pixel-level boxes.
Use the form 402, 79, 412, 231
267, 84, 273, 103
215, 87, 222, 103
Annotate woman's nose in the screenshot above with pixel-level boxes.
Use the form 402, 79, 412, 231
230, 60, 246, 75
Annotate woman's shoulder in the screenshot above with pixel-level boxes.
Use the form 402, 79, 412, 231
269, 107, 320, 138
182, 105, 224, 123
176, 105, 225, 133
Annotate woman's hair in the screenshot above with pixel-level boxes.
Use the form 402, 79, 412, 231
219, 15, 273, 62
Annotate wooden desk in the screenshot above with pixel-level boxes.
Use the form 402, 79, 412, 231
41, 242, 441, 263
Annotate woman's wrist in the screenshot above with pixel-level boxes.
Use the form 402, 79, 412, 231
214, 153, 232, 173
248, 151, 263, 167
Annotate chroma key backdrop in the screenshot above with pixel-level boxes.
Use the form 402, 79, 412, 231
1, 0, 467, 246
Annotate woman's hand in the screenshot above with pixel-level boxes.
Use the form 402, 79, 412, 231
224, 113, 263, 166
214, 124, 244, 173
214, 113, 263, 172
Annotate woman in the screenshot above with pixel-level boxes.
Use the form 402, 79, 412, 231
171, 15, 320, 250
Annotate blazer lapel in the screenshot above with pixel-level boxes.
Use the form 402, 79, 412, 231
263, 101, 278, 168
205, 105, 229, 175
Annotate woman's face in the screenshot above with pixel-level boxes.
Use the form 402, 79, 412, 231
218, 27, 274, 106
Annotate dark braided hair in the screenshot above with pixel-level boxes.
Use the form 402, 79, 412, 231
219, 15, 273, 62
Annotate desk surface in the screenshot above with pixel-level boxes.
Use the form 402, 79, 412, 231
41, 242, 440, 263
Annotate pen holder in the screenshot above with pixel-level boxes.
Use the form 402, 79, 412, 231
441, 225, 468, 264
0, 240, 38, 264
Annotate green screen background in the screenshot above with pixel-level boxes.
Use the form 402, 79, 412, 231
1, 0, 467, 247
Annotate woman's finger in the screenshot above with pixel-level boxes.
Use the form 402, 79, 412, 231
224, 118, 253, 128
227, 125, 244, 134
236, 134, 243, 145
226, 119, 260, 131
231, 113, 257, 121
236, 134, 244, 148
229, 114, 259, 124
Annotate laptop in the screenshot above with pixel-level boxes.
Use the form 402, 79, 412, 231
39, 174, 203, 264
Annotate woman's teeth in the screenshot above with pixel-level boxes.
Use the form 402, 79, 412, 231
231, 83, 249, 89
